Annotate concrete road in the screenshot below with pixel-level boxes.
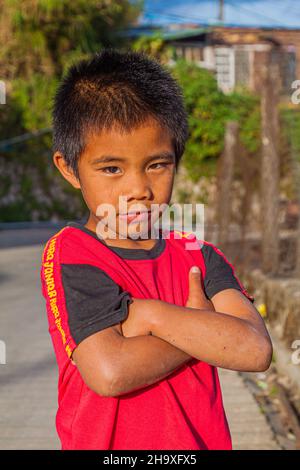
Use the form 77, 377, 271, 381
0, 244, 60, 450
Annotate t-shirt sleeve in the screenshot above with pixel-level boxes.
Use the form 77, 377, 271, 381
201, 243, 255, 303
60, 263, 133, 350
41, 233, 133, 361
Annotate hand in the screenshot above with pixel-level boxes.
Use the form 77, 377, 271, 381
185, 266, 215, 311
120, 297, 154, 338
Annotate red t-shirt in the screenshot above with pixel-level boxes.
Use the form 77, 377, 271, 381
40, 222, 254, 450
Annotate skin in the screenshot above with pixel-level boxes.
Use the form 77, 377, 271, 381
53, 117, 273, 397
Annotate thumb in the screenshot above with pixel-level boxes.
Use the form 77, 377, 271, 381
186, 265, 209, 309
189, 266, 202, 292
186, 266, 214, 310
187, 266, 204, 301
190, 265, 201, 275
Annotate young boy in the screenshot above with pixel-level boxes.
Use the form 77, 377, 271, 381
40, 48, 272, 450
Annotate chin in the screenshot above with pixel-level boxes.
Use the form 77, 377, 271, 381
123, 224, 153, 240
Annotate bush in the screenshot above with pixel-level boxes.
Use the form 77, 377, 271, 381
170, 59, 261, 182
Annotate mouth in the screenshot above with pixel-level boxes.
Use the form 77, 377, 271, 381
118, 210, 151, 223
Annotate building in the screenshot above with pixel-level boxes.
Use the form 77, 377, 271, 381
124, 24, 300, 95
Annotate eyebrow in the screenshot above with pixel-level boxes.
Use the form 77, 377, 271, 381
91, 152, 175, 165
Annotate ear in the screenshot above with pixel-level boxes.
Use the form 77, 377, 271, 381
53, 152, 81, 189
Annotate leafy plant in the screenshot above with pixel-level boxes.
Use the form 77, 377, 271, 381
171, 59, 261, 182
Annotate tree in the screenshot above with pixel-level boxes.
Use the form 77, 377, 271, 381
0, 0, 142, 132
0, 0, 143, 221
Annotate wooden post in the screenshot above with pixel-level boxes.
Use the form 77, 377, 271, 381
238, 144, 257, 270
217, 121, 239, 249
260, 50, 280, 275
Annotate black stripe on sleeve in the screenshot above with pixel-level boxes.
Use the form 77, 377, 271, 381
201, 244, 255, 303
60, 264, 133, 345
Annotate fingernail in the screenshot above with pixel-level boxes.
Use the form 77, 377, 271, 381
191, 266, 200, 273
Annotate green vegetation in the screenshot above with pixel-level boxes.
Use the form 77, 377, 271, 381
280, 106, 300, 161
0, 0, 142, 221
171, 59, 261, 182
0, 12, 264, 221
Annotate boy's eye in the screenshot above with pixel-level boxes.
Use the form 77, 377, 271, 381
99, 162, 170, 174
150, 162, 169, 170
100, 166, 121, 174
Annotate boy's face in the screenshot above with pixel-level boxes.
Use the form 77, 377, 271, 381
54, 117, 176, 244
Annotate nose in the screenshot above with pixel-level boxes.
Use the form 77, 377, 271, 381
122, 171, 153, 203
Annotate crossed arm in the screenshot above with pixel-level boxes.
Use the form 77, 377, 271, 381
72, 286, 273, 398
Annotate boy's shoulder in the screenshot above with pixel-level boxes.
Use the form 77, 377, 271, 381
41, 224, 94, 266
42, 224, 75, 250
168, 230, 237, 270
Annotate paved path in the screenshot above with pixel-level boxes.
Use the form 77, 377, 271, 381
0, 244, 59, 450
219, 369, 280, 450
0, 243, 280, 450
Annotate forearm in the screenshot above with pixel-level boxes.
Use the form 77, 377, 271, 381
149, 300, 272, 372
109, 334, 192, 397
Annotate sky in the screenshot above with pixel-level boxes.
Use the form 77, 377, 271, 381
138, 0, 300, 29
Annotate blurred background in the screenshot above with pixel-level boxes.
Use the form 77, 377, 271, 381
0, 0, 300, 450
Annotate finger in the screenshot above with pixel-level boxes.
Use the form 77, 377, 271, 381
186, 266, 211, 308
188, 266, 205, 296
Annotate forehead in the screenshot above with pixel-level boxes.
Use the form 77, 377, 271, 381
82, 118, 174, 160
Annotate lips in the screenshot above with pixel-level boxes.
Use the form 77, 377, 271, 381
120, 211, 150, 215
118, 210, 151, 223
119, 209, 150, 215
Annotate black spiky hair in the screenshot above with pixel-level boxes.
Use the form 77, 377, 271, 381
52, 48, 189, 178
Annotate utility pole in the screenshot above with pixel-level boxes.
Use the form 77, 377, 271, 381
218, 0, 224, 23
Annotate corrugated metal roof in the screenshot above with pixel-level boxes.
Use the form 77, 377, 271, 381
161, 27, 210, 40
117, 26, 210, 40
